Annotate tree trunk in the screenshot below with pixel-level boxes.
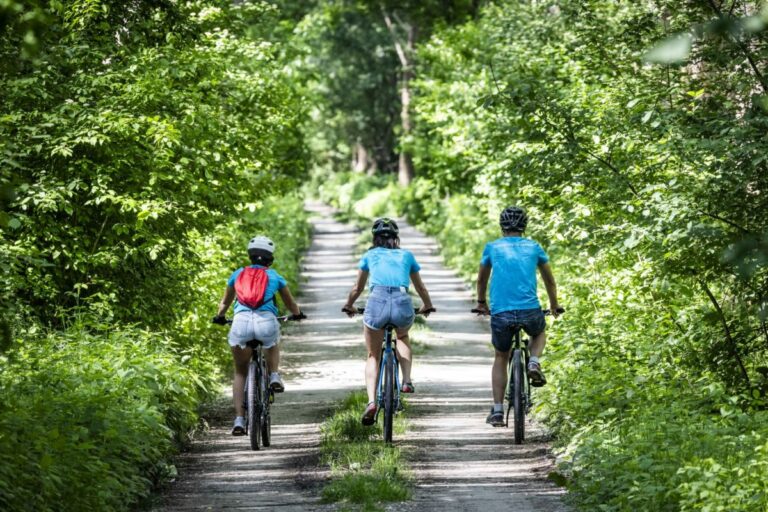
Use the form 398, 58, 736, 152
383, 10, 416, 186
398, 23, 415, 185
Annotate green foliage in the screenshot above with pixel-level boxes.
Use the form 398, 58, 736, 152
0, 327, 216, 512
320, 391, 411, 511
1, 0, 307, 330
394, 2, 768, 509
0, 1, 312, 509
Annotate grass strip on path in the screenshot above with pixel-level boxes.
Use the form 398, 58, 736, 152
320, 390, 412, 511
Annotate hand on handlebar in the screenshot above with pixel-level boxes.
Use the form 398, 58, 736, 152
288, 310, 307, 321
548, 306, 565, 318
472, 302, 490, 316
341, 305, 357, 317
212, 315, 228, 325
418, 306, 436, 317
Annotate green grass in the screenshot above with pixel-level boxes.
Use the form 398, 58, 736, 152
320, 391, 412, 511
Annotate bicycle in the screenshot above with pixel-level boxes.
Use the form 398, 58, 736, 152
219, 314, 302, 450
471, 307, 564, 444
346, 306, 435, 443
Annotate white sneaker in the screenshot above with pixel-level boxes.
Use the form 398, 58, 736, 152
231, 416, 246, 436
269, 372, 285, 393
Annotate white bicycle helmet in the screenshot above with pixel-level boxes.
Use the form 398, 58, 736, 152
247, 236, 275, 254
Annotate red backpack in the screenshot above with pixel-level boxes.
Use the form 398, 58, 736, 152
234, 267, 270, 309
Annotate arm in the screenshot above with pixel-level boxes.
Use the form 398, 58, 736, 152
475, 264, 491, 314
538, 262, 561, 317
343, 269, 369, 315
278, 287, 302, 317
410, 271, 434, 316
215, 286, 236, 319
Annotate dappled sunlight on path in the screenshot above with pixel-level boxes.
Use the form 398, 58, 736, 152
154, 203, 567, 511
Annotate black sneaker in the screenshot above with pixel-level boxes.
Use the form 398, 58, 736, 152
486, 408, 504, 427
528, 361, 547, 387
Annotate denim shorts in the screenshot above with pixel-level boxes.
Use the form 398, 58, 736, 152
363, 286, 415, 330
228, 310, 280, 349
490, 308, 546, 353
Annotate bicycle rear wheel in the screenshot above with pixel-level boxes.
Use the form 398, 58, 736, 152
512, 349, 525, 444
247, 360, 261, 451
260, 359, 271, 447
382, 353, 395, 443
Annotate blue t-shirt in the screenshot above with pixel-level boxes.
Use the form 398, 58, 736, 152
227, 265, 287, 316
359, 247, 421, 289
480, 237, 549, 314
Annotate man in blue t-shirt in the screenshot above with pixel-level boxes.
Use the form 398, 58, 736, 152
474, 206, 561, 427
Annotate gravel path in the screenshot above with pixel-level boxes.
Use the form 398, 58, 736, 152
153, 203, 568, 511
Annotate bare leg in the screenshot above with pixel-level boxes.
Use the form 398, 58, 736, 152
231, 345, 253, 417
264, 344, 280, 374
529, 332, 547, 358
364, 325, 384, 403
395, 327, 412, 383
492, 349, 511, 404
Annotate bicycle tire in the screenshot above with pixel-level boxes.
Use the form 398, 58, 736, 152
512, 349, 525, 444
247, 360, 261, 451
505, 359, 513, 428
383, 353, 395, 443
261, 359, 271, 447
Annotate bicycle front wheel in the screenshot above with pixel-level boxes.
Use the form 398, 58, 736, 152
512, 349, 525, 444
247, 360, 261, 451
382, 354, 395, 443
260, 359, 271, 447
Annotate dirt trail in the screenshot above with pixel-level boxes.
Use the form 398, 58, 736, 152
154, 203, 568, 511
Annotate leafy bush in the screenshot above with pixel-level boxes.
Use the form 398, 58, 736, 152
0, 327, 216, 512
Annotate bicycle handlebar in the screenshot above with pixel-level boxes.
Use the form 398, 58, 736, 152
343, 306, 436, 316
212, 312, 306, 325
470, 307, 565, 316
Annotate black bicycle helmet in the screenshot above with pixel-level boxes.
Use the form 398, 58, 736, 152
371, 217, 399, 237
499, 206, 528, 232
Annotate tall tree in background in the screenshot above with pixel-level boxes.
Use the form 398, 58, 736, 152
291, 0, 477, 183
379, 0, 478, 184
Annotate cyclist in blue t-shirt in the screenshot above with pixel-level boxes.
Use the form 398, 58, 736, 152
342, 218, 435, 425
212, 236, 304, 435
474, 207, 561, 427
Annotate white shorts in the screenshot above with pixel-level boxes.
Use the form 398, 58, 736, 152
228, 310, 280, 349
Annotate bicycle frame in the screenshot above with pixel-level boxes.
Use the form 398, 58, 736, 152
244, 340, 273, 451
348, 305, 433, 443
505, 330, 532, 422
375, 324, 401, 423
218, 314, 299, 451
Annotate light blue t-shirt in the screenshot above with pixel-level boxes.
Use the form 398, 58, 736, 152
227, 265, 287, 316
359, 247, 421, 289
480, 237, 549, 314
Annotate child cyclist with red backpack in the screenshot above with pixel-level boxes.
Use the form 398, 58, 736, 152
213, 236, 305, 435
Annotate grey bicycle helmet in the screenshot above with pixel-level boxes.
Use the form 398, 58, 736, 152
499, 206, 528, 232
247, 235, 275, 265
371, 217, 399, 237
247, 235, 275, 253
